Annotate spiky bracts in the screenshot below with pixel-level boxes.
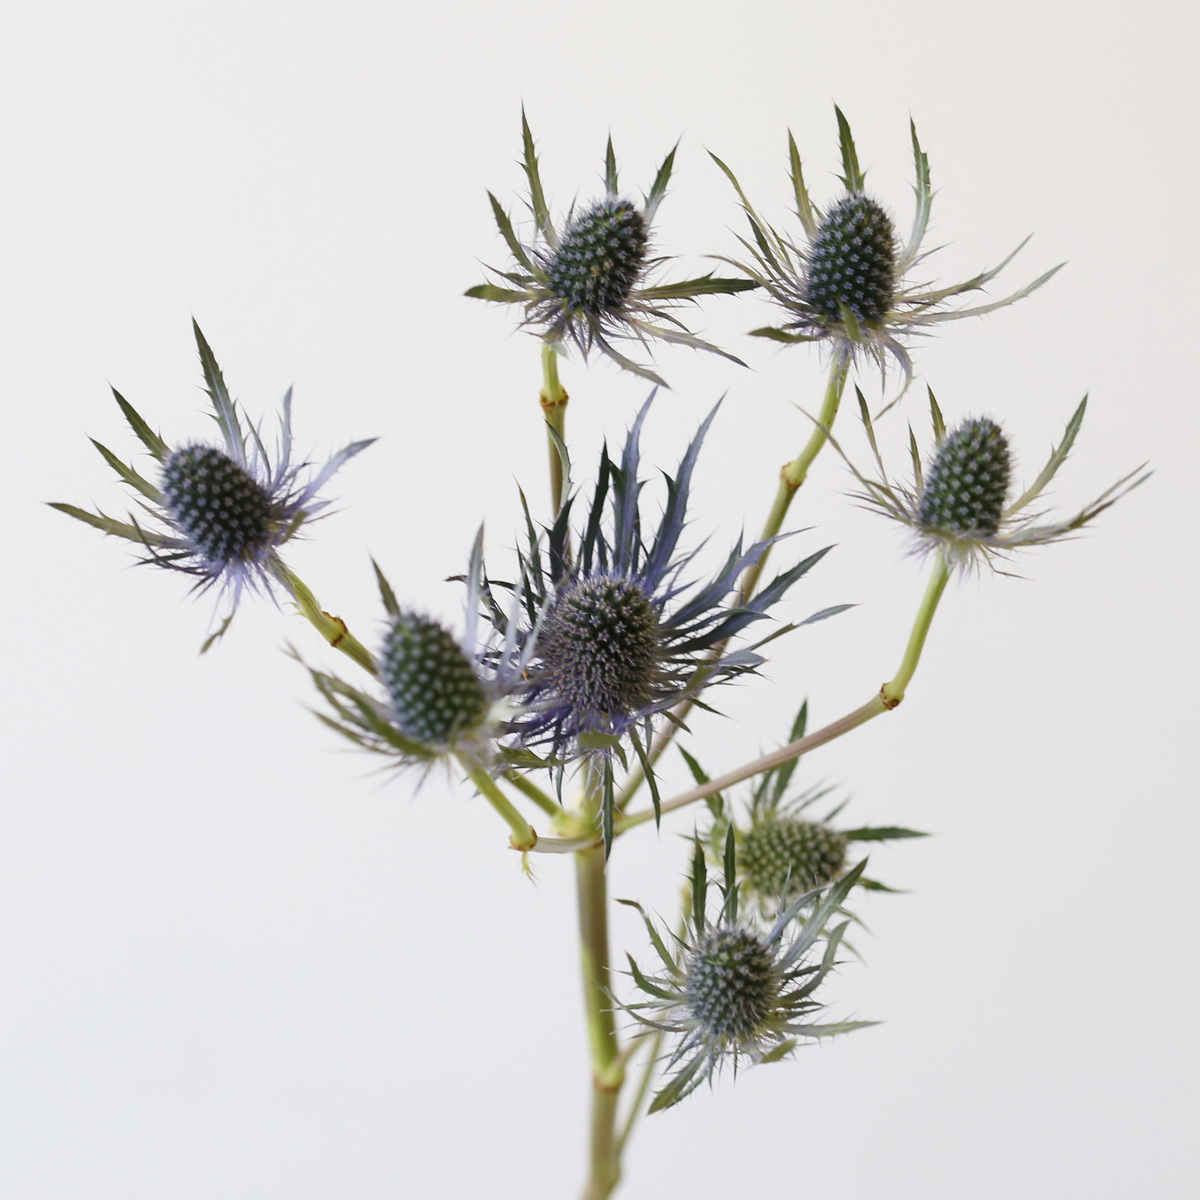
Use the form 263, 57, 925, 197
485, 397, 844, 850
466, 111, 755, 384
381, 612, 490, 749
916, 417, 1011, 539
52, 322, 374, 620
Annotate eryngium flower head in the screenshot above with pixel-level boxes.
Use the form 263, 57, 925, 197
53, 322, 373, 615
487, 396, 845, 844
699, 700, 926, 915
915, 417, 1012, 540
847, 389, 1150, 573
741, 817, 848, 900
299, 535, 536, 770
712, 106, 1062, 391
622, 839, 873, 1111
381, 612, 490, 748
466, 110, 755, 384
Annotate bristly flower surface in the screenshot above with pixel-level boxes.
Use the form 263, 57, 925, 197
52, 322, 374, 620
694, 702, 926, 917
620, 833, 873, 1111
298, 535, 538, 774
486, 397, 849, 847
466, 111, 756, 385
711, 107, 1063, 394
844, 388, 1151, 574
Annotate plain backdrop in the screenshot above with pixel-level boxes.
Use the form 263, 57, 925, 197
2, 2, 1196, 1198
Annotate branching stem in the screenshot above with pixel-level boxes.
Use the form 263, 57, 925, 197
275, 564, 377, 676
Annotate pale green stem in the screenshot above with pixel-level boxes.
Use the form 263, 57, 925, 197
502, 769, 561, 818
617, 694, 888, 833
575, 768, 623, 1200
274, 563, 377, 676
738, 353, 850, 604
881, 552, 951, 707
458, 756, 538, 851
541, 342, 569, 517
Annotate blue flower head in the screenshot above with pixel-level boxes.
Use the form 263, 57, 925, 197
54, 322, 374, 622
488, 397, 846, 844
299, 534, 537, 776
698, 702, 927, 918
712, 107, 1063, 394
621, 833, 874, 1111
466, 111, 756, 385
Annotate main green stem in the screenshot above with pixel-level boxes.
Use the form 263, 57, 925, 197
575, 771, 623, 1200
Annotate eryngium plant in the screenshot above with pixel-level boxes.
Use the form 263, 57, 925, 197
54, 103, 1148, 1200
466, 111, 755, 383
622, 834, 874, 1111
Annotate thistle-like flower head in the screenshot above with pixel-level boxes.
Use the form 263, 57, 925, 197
466, 111, 756, 384
621, 834, 873, 1111
695, 702, 926, 916
712, 107, 1063, 392
486, 396, 846, 845
299, 535, 536, 772
53, 322, 374, 619
845, 388, 1150, 573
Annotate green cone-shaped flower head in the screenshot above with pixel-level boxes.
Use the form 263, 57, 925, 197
537, 575, 662, 721
805, 194, 897, 326
684, 926, 782, 1043
741, 816, 849, 902
380, 612, 489, 749
545, 198, 649, 317
917, 417, 1012, 539
160, 444, 272, 565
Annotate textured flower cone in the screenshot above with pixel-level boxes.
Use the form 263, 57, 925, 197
538, 576, 661, 719
805, 195, 897, 326
380, 613, 488, 748
917, 418, 1013, 538
546, 199, 648, 315
684, 927, 781, 1043
741, 817, 849, 901
160, 444, 272, 564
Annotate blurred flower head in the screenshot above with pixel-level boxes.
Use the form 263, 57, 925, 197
466, 111, 756, 384
53, 322, 373, 619
696, 702, 926, 917
712, 107, 1063, 393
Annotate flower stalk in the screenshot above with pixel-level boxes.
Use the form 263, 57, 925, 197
882, 552, 951, 707
460, 757, 538, 851
276, 564, 378, 676
541, 342, 569, 516
575, 768, 624, 1200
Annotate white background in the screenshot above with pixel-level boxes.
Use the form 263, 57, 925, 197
2, 2, 1197, 1197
